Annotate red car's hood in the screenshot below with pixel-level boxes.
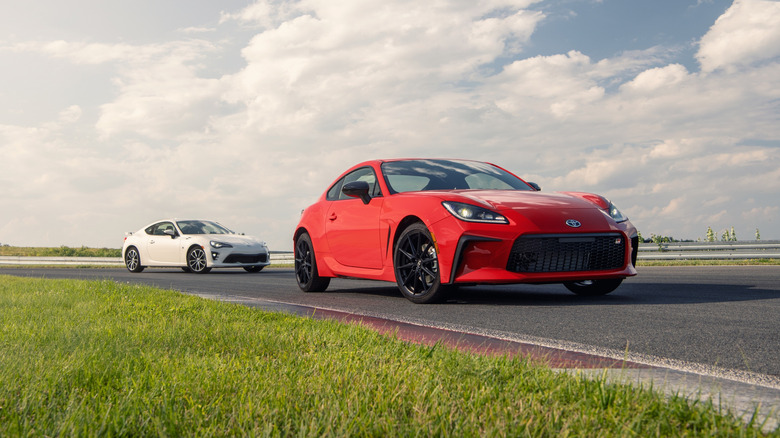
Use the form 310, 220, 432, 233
424, 190, 618, 232
429, 190, 598, 210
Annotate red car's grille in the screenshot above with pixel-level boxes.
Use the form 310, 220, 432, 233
223, 253, 268, 264
507, 234, 626, 273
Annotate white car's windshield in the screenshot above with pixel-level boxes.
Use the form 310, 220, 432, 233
177, 220, 232, 235
381, 159, 534, 193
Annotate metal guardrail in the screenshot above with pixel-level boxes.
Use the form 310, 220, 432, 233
638, 240, 780, 260
0, 252, 296, 266
2, 242, 778, 265
0, 256, 123, 266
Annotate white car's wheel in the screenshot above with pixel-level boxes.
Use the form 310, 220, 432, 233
187, 246, 211, 274
124, 247, 144, 273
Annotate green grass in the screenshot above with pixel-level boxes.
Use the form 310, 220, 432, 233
0, 246, 121, 257
0, 275, 774, 437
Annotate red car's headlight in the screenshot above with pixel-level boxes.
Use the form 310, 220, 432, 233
442, 201, 508, 224
580, 193, 629, 223
606, 201, 628, 223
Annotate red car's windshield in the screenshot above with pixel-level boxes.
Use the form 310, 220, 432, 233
381, 159, 534, 194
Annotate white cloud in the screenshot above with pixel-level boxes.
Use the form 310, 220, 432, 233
660, 197, 687, 216
179, 26, 216, 34
6, 40, 171, 65
58, 105, 82, 123
96, 63, 223, 139
225, 1, 544, 108
1, 0, 779, 249
620, 64, 690, 93
697, 0, 780, 72
492, 51, 605, 120
743, 206, 780, 221
591, 46, 675, 81
220, 1, 295, 28
702, 195, 731, 207
648, 139, 696, 160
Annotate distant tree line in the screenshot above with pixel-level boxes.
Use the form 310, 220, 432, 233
639, 227, 762, 244
0, 246, 121, 257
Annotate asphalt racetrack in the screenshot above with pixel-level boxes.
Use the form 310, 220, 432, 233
2, 265, 779, 380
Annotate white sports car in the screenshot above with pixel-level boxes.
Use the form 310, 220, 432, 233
122, 219, 271, 274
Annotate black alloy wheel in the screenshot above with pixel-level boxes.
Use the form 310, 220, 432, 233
394, 223, 449, 304
295, 233, 330, 292
187, 246, 211, 274
564, 278, 623, 296
124, 247, 144, 273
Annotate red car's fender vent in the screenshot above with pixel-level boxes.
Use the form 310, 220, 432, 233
507, 233, 626, 273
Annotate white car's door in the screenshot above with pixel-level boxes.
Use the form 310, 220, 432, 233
145, 222, 183, 264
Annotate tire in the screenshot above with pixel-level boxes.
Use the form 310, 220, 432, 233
564, 278, 623, 296
124, 246, 144, 273
181, 267, 191, 273
295, 233, 330, 292
187, 246, 211, 274
244, 265, 265, 273
394, 223, 450, 304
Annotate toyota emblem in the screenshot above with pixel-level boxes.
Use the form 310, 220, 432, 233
565, 219, 581, 228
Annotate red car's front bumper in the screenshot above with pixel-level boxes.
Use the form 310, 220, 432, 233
427, 216, 638, 285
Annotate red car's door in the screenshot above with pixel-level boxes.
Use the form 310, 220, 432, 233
325, 197, 384, 269
324, 167, 385, 269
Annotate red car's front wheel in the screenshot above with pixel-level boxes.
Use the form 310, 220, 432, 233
564, 278, 623, 295
394, 223, 450, 304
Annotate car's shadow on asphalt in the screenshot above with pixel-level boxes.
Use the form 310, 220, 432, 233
322, 280, 780, 306
3, 267, 777, 307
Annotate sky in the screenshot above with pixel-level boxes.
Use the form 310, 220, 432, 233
1, 0, 778, 251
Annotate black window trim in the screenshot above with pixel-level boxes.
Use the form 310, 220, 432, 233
327, 166, 383, 201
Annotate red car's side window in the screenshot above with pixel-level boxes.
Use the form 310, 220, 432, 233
327, 167, 382, 201
326, 179, 343, 201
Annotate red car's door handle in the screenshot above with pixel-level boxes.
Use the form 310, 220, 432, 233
329, 212, 337, 221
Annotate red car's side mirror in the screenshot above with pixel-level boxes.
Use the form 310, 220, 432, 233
342, 181, 372, 204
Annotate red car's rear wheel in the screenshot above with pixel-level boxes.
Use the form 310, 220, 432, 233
295, 232, 330, 292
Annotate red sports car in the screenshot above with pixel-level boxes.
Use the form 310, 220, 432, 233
294, 159, 638, 303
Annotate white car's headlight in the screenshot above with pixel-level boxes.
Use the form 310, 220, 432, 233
442, 201, 508, 224
210, 241, 233, 249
